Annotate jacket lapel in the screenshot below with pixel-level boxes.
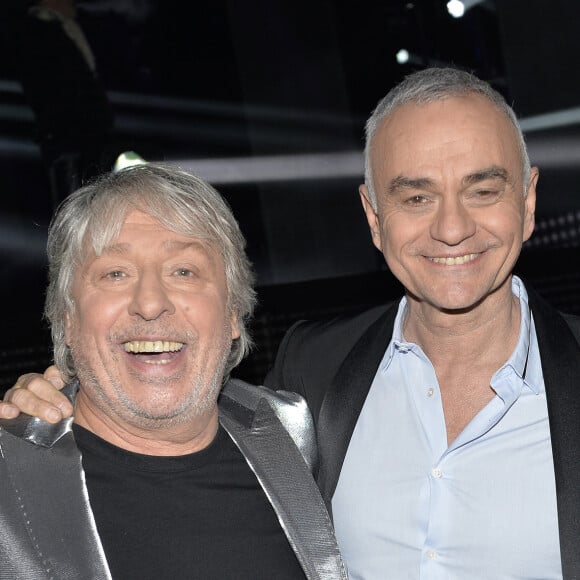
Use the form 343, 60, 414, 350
219, 396, 347, 580
529, 289, 580, 579
0, 427, 112, 579
316, 303, 398, 506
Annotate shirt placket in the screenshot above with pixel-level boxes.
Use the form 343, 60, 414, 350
404, 347, 519, 579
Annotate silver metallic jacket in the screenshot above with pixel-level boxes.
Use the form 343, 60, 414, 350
0, 379, 347, 580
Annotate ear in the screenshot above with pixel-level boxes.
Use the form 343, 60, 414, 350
230, 313, 241, 340
64, 311, 74, 345
359, 184, 383, 252
523, 167, 538, 242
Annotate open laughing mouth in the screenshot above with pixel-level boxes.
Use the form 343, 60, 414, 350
427, 253, 480, 265
123, 340, 185, 365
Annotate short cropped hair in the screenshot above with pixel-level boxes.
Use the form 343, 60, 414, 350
45, 163, 256, 382
364, 67, 531, 208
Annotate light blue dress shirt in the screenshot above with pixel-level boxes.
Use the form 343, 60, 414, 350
333, 276, 562, 580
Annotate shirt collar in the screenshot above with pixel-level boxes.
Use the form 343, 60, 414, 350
384, 276, 542, 395
381, 297, 413, 369
495, 276, 542, 395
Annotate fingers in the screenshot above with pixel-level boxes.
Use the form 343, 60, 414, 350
0, 401, 20, 419
43, 365, 66, 389
1, 368, 73, 424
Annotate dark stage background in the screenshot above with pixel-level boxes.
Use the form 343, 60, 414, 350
1, 0, 580, 390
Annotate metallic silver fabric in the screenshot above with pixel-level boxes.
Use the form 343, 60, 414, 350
3, 381, 78, 449
220, 380, 347, 580
221, 379, 319, 472
0, 426, 112, 579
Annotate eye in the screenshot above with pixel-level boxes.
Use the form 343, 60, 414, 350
470, 188, 501, 204
404, 194, 430, 205
174, 268, 196, 277
104, 270, 126, 280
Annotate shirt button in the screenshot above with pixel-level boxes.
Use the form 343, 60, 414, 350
431, 467, 443, 479
426, 550, 437, 560
427, 387, 434, 397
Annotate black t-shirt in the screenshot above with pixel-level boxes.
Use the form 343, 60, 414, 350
73, 424, 306, 580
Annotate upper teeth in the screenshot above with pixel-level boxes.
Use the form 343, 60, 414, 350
123, 340, 184, 353
430, 253, 479, 265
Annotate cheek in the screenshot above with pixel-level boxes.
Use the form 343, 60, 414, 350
68, 297, 121, 346
483, 204, 526, 241
381, 214, 422, 252
182, 293, 230, 332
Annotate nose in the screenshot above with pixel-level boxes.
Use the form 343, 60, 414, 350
128, 270, 175, 320
429, 196, 476, 246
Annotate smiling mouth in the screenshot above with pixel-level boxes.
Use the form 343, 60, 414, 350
122, 340, 185, 366
123, 340, 184, 353
428, 253, 480, 265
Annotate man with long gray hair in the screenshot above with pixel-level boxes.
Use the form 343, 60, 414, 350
0, 164, 346, 580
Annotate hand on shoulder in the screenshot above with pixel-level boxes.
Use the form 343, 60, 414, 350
0, 365, 72, 423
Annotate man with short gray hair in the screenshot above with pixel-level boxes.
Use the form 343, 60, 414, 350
268, 67, 580, 579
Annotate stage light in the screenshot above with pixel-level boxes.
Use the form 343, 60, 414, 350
113, 151, 147, 173
396, 49, 410, 64
447, 0, 465, 18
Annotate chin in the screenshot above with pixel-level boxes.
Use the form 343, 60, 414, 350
408, 287, 486, 313
431, 291, 491, 313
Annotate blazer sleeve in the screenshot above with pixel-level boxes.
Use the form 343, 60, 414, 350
264, 305, 394, 422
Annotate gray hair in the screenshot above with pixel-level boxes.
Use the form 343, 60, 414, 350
364, 67, 531, 208
45, 163, 256, 382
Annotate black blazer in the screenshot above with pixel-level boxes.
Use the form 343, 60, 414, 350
265, 286, 580, 579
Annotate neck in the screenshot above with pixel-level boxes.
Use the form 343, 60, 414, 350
403, 281, 521, 370
73, 395, 220, 456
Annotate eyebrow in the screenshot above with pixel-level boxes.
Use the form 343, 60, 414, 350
101, 239, 209, 256
462, 166, 508, 186
386, 166, 509, 195
162, 239, 209, 253
387, 176, 435, 195
101, 242, 130, 256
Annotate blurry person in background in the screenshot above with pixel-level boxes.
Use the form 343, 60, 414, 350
6, 0, 115, 206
